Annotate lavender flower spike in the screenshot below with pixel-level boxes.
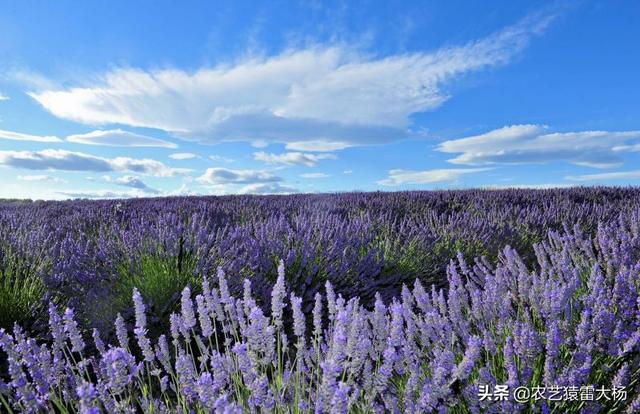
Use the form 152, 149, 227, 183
271, 259, 287, 330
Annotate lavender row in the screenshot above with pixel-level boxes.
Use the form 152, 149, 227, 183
2, 188, 639, 335
1, 213, 639, 412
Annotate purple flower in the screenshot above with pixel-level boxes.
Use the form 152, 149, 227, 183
170, 313, 184, 343
132, 289, 154, 362
92, 328, 106, 355
115, 313, 129, 349
329, 382, 350, 414
454, 335, 481, 381
76, 382, 100, 414
48, 302, 65, 351
175, 351, 198, 403
196, 294, 213, 337
63, 308, 85, 353
181, 286, 197, 331
291, 293, 306, 341
271, 260, 287, 330
544, 321, 561, 385
99, 347, 139, 395
197, 372, 218, 409
155, 334, 172, 374
132, 288, 147, 332
313, 292, 323, 340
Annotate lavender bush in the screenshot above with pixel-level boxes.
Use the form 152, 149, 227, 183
3, 187, 640, 336
1, 211, 639, 412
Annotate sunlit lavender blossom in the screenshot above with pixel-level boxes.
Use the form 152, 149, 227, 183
92, 328, 106, 354
329, 382, 350, 414
454, 335, 481, 381
132, 289, 154, 362
271, 260, 287, 330
99, 347, 139, 395
115, 313, 128, 349
181, 286, 197, 331
63, 308, 85, 353
196, 294, 213, 337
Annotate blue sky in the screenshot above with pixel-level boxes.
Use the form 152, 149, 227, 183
0, 0, 639, 199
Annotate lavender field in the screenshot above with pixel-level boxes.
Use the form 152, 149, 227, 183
0, 188, 639, 413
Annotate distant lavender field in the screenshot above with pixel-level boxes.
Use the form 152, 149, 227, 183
0, 188, 639, 412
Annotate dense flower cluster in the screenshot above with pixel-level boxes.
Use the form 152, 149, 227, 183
2, 187, 640, 333
1, 210, 639, 412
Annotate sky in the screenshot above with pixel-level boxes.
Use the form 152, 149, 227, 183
0, 0, 639, 199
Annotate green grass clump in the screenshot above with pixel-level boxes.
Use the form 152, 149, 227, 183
0, 246, 46, 332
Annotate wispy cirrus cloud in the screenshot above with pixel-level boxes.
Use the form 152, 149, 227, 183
566, 170, 640, 182
99, 175, 159, 193
438, 124, 640, 169
0, 128, 61, 143
0, 93, 9, 101
378, 168, 491, 186
237, 183, 298, 195
67, 129, 177, 148
254, 151, 336, 167
301, 172, 331, 178
28, 12, 555, 150
169, 152, 198, 160
197, 167, 281, 185
56, 189, 150, 199
17, 174, 68, 184
208, 155, 234, 163
0, 149, 189, 177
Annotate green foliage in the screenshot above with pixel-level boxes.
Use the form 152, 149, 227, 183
105, 251, 200, 339
0, 246, 46, 332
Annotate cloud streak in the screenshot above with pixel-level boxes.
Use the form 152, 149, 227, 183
566, 170, 640, 182
301, 172, 331, 178
29, 12, 554, 149
0, 128, 61, 143
169, 152, 198, 160
438, 125, 640, 169
56, 189, 150, 199
17, 174, 68, 183
378, 168, 491, 186
237, 183, 298, 195
0, 149, 189, 176
197, 167, 281, 185
254, 151, 335, 167
67, 129, 177, 148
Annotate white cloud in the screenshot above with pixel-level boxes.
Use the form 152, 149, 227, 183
612, 143, 640, 153
29, 13, 553, 149
0, 93, 9, 101
254, 151, 335, 167
67, 129, 177, 148
285, 140, 352, 152
0, 149, 188, 177
169, 152, 198, 160
438, 124, 640, 169
56, 189, 150, 199
208, 155, 235, 163
166, 183, 198, 196
301, 172, 331, 178
566, 170, 640, 182
100, 175, 159, 193
0, 128, 61, 143
109, 157, 190, 177
237, 182, 298, 195
17, 174, 68, 183
343, 170, 353, 174
378, 168, 491, 186
197, 167, 281, 185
